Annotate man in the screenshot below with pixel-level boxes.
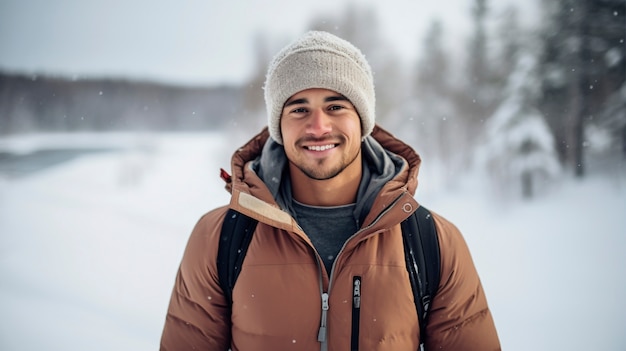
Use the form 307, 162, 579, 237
161, 31, 500, 350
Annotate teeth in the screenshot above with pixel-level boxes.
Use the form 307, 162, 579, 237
307, 144, 335, 151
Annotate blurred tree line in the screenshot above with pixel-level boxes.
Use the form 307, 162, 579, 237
1, 0, 624, 197
0, 74, 241, 133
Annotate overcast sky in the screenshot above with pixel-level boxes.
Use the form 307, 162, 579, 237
0, 0, 540, 86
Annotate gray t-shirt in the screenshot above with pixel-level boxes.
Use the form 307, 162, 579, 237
292, 200, 358, 275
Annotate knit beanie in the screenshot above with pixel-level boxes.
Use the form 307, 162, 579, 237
263, 31, 376, 144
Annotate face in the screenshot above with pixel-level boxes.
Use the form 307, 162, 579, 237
280, 88, 362, 181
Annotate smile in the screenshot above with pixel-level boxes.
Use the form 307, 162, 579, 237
306, 144, 336, 151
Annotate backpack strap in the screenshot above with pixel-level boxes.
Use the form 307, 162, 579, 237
216, 208, 259, 305
401, 205, 441, 348
217, 205, 441, 347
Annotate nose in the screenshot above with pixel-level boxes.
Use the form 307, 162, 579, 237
306, 108, 332, 136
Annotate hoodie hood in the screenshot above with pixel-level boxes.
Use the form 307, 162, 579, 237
226, 125, 421, 229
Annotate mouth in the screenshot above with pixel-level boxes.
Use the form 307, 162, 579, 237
305, 144, 337, 152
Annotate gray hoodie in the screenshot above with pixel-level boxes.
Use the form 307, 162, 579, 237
252, 135, 406, 229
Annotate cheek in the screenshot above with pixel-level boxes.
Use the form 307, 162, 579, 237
280, 128, 295, 148
344, 118, 363, 140
280, 119, 293, 142
280, 119, 305, 148
279, 128, 298, 158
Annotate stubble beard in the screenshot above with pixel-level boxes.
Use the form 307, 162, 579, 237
293, 146, 361, 181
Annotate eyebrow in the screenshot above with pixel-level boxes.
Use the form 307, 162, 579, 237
284, 95, 350, 107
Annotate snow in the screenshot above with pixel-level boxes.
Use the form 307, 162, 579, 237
1, 131, 625, 350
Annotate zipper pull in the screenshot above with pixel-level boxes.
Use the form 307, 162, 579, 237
322, 292, 330, 311
353, 277, 361, 309
318, 292, 329, 342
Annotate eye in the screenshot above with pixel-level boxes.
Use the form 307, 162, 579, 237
291, 107, 308, 114
328, 105, 345, 111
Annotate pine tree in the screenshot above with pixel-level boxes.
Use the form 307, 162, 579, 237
460, 0, 500, 147
539, 0, 626, 177
411, 20, 458, 167
477, 53, 560, 200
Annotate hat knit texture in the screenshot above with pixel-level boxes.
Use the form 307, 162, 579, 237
263, 31, 376, 144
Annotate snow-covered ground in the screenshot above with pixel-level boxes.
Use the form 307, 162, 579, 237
0, 132, 624, 350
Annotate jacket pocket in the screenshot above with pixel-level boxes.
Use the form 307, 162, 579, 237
351, 276, 361, 351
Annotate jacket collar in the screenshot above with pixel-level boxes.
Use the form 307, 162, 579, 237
226, 125, 421, 230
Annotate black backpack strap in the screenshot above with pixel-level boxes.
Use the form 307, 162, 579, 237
401, 205, 441, 348
217, 209, 258, 305
217, 205, 441, 346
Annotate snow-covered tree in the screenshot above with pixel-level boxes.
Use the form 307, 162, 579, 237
597, 82, 626, 160
538, 0, 626, 177
476, 53, 560, 200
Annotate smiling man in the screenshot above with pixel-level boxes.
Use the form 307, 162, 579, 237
160, 31, 500, 351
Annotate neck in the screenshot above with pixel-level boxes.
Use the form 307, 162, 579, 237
290, 154, 362, 207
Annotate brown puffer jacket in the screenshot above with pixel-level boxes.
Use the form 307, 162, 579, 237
160, 126, 500, 350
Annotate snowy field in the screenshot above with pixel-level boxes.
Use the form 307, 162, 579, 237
0, 132, 624, 351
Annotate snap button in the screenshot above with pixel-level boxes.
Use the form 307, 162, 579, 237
402, 203, 413, 213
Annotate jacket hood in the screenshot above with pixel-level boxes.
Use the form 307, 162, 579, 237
225, 125, 421, 230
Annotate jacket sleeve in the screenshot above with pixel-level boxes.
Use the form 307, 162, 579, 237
424, 213, 501, 351
160, 209, 231, 351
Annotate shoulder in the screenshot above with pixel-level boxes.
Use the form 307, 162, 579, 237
180, 206, 230, 271
428, 209, 482, 309
429, 210, 480, 292
423, 209, 476, 292
193, 206, 231, 238
425, 210, 501, 349
429, 210, 469, 262
161, 206, 234, 349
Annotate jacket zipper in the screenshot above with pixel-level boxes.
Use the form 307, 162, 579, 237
351, 276, 362, 351
316, 192, 409, 351
316, 253, 329, 351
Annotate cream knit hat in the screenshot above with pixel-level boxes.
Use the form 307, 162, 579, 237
263, 31, 376, 144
